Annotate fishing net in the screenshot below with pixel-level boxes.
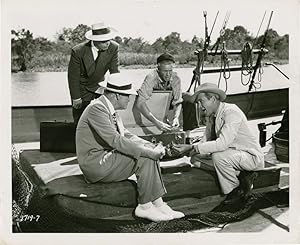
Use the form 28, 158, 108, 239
12, 144, 36, 231
12, 145, 288, 233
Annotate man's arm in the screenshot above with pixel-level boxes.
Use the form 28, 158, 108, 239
194, 109, 243, 154
172, 103, 182, 127
135, 98, 172, 132
108, 41, 120, 74
88, 103, 165, 160
68, 49, 82, 108
136, 74, 172, 131
170, 73, 183, 127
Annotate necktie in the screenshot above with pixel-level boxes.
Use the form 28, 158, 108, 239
209, 116, 217, 141
113, 112, 125, 136
95, 50, 102, 64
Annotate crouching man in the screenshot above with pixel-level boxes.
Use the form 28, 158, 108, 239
76, 73, 184, 222
173, 83, 264, 204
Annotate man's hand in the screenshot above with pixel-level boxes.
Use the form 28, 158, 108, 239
155, 120, 172, 132
172, 143, 193, 156
72, 98, 83, 109
151, 143, 166, 160
172, 117, 180, 128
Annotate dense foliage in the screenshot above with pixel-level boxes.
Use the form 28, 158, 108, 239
11, 24, 288, 72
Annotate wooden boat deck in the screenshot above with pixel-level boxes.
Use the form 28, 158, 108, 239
17, 140, 285, 221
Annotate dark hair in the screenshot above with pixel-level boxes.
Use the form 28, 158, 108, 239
157, 53, 175, 64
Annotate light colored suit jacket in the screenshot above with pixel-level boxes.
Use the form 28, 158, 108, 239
68, 40, 119, 101
195, 102, 264, 168
76, 96, 149, 183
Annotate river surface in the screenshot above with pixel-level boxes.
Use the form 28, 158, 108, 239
11, 65, 290, 107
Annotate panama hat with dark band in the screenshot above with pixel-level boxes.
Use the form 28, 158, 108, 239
85, 22, 117, 41
99, 73, 137, 95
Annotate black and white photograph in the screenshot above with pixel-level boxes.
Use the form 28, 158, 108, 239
1, 0, 300, 244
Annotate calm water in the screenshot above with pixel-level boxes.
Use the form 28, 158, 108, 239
11, 65, 290, 107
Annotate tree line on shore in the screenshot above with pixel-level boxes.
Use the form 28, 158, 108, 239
11, 24, 288, 72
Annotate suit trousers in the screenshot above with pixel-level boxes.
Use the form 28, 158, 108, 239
191, 149, 257, 194
96, 150, 167, 204
72, 101, 90, 125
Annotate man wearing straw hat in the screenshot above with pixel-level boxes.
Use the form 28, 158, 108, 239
173, 83, 264, 204
76, 73, 184, 222
68, 22, 120, 124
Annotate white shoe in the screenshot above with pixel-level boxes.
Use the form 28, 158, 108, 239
155, 203, 185, 219
135, 204, 173, 222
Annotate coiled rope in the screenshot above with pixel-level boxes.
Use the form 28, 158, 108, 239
241, 41, 253, 86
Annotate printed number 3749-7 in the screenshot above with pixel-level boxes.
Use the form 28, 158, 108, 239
19, 214, 40, 222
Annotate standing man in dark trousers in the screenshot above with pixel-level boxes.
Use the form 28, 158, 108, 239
68, 22, 120, 124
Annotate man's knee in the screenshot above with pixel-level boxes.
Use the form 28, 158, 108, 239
138, 157, 157, 170
211, 152, 225, 166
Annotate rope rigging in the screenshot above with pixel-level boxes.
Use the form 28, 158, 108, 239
248, 11, 273, 92
218, 41, 230, 92
187, 11, 219, 92
184, 11, 219, 129
240, 41, 253, 86
210, 11, 231, 91
211, 11, 231, 55
253, 11, 267, 48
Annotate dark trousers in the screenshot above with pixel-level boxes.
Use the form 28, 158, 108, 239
72, 93, 101, 124
72, 101, 91, 125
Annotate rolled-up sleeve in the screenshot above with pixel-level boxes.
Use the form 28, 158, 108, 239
137, 73, 156, 102
171, 74, 183, 106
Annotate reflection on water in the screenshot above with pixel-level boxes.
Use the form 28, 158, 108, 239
11, 65, 290, 107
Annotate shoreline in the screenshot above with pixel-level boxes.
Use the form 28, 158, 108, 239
12, 59, 288, 73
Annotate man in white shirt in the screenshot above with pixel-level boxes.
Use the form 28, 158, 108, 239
173, 83, 264, 204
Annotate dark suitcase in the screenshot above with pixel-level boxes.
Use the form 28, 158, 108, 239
40, 121, 76, 153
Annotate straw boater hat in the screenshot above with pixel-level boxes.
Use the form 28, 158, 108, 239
85, 22, 117, 41
190, 82, 226, 103
99, 73, 137, 95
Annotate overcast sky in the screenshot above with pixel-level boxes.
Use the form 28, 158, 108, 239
3, 0, 297, 43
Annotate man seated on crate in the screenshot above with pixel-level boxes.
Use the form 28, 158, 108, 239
76, 73, 184, 222
172, 83, 264, 204
135, 53, 183, 132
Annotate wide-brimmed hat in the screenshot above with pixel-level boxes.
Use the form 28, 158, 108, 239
190, 83, 226, 103
98, 73, 137, 95
85, 22, 117, 41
